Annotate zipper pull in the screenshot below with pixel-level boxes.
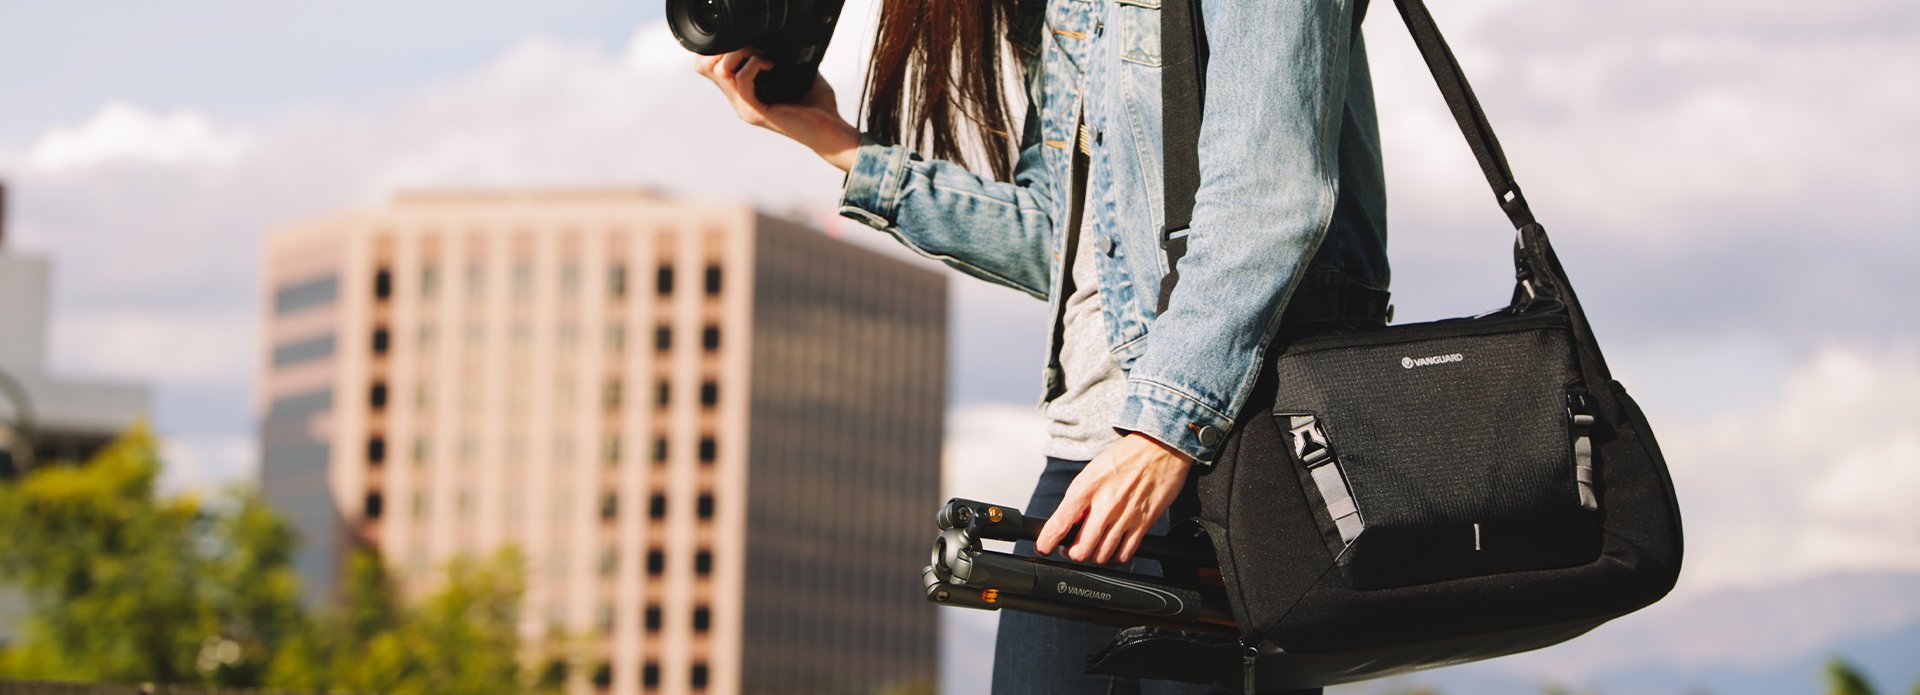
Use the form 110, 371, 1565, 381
1241, 640, 1260, 694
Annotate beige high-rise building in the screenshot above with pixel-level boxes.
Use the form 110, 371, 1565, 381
259, 189, 944, 694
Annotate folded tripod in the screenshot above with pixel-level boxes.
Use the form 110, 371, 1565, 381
922, 498, 1238, 635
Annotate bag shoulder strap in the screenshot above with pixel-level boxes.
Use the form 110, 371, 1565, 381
1158, 0, 1540, 314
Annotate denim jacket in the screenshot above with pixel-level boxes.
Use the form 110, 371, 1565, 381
837, 0, 1390, 463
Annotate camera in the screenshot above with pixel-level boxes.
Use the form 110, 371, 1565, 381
668, 0, 845, 104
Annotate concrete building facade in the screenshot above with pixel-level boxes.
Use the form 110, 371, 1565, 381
259, 189, 944, 694
0, 180, 150, 477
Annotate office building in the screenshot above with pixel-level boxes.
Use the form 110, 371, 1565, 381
0, 180, 150, 476
259, 189, 944, 694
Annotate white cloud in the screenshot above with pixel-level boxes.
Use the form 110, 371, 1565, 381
158, 433, 259, 497
1358, 0, 1920, 253
1661, 343, 1920, 595
50, 310, 256, 383
25, 102, 251, 173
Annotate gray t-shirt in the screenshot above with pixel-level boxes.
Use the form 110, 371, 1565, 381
1043, 199, 1128, 461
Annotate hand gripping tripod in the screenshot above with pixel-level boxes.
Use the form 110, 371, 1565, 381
922, 498, 1237, 635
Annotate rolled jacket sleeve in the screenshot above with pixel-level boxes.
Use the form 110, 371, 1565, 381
1115, 0, 1358, 463
836, 105, 1059, 301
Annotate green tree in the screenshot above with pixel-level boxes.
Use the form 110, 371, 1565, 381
1827, 657, 1879, 695
0, 425, 304, 684
0, 427, 550, 692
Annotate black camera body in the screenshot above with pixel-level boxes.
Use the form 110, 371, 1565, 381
668, 0, 846, 104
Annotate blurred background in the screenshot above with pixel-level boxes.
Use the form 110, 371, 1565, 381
0, 0, 1915, 693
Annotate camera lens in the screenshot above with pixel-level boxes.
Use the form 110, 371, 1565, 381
689, 0, 725, 35
667, 0, 786, 55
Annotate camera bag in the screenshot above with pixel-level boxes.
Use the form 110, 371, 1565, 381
1082, 0, 1685, 690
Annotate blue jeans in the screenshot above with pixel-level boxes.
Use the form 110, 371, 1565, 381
989, 458, 1322, 694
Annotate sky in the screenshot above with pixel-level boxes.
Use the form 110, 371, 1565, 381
2, 0, 1917, 691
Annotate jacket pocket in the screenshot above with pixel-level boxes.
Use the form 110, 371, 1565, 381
1117, 0, 1162, 66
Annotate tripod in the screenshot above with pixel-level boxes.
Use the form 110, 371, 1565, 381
922, 498, 1237, 635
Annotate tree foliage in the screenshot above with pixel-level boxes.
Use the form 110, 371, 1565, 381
0, 426, 550, 692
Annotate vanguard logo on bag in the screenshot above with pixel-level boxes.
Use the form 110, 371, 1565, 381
1401, 352, 1465, 369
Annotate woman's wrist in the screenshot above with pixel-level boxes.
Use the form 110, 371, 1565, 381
814, 120, 863, 172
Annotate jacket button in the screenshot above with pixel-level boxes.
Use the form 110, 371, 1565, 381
1096, 236, 1115, 256
1197, 425, 1224, 447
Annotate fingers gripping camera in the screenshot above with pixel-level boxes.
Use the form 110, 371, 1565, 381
668, 0, 845, 103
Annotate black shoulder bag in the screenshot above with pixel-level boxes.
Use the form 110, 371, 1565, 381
1083, 0, 1685, 690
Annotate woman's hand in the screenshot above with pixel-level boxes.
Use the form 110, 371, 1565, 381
1035, 433, 1196, 565
695, 50, 863, 172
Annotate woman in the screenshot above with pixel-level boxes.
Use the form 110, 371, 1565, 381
698, 0, 1388, 691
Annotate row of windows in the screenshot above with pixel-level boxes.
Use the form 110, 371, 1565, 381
367, 485, 718, 521
371, 322, 721, 358
568, 661, 716, 692
644, 548, 714, 577
373, 263, 724, 303
648, 492, 717, 520
367, 433, 719, 468
641, 605, 712, 633
584, 660, 710, 690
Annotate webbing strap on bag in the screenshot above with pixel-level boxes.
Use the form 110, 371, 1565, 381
1157, 0, 1538, 315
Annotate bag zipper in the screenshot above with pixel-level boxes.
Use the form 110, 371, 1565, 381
1280, 310, 1568, 355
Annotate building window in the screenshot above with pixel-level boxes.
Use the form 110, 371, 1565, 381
646, 549, 665, 576
601, 493, 618, 520
364, 491, 384, 519
604, 435, 622, 465
694, 550, 712, 576
367, 436, 387, 464
374, 267, 393, 300
607, 323, 626, 354
421, 265, 438, 298
699, 381, 718, 408
692, 606, 711, 633
691, 663, 710, 690
372, 327, 390, 355
703, 265, 722, 296
643, 662, 661, 688
539, 660, 567, 691
513, 264, 533, 300
604, 379, 623, 412
701, 325, 720, 352
656, 264, 674, 296
466, 264, 486, 299
697, 493, 714, 520
561, 264, 581, 297
645, 604, 662, 632
698, 437, 716, 464
412, 492, 428, 520
655, 325, 671, 352
610, 264, 628, 299
370, 382, 388, 410
414, 438, 430, 464
592, 662, 613, 688
649, 493, 668, 520
653, 437, 669, 464
655, 380, 670, 407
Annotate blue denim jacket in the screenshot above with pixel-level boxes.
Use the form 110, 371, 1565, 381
837, 0, 1389, 463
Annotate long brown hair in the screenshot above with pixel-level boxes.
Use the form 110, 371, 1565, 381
860, 0, 1024, 181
